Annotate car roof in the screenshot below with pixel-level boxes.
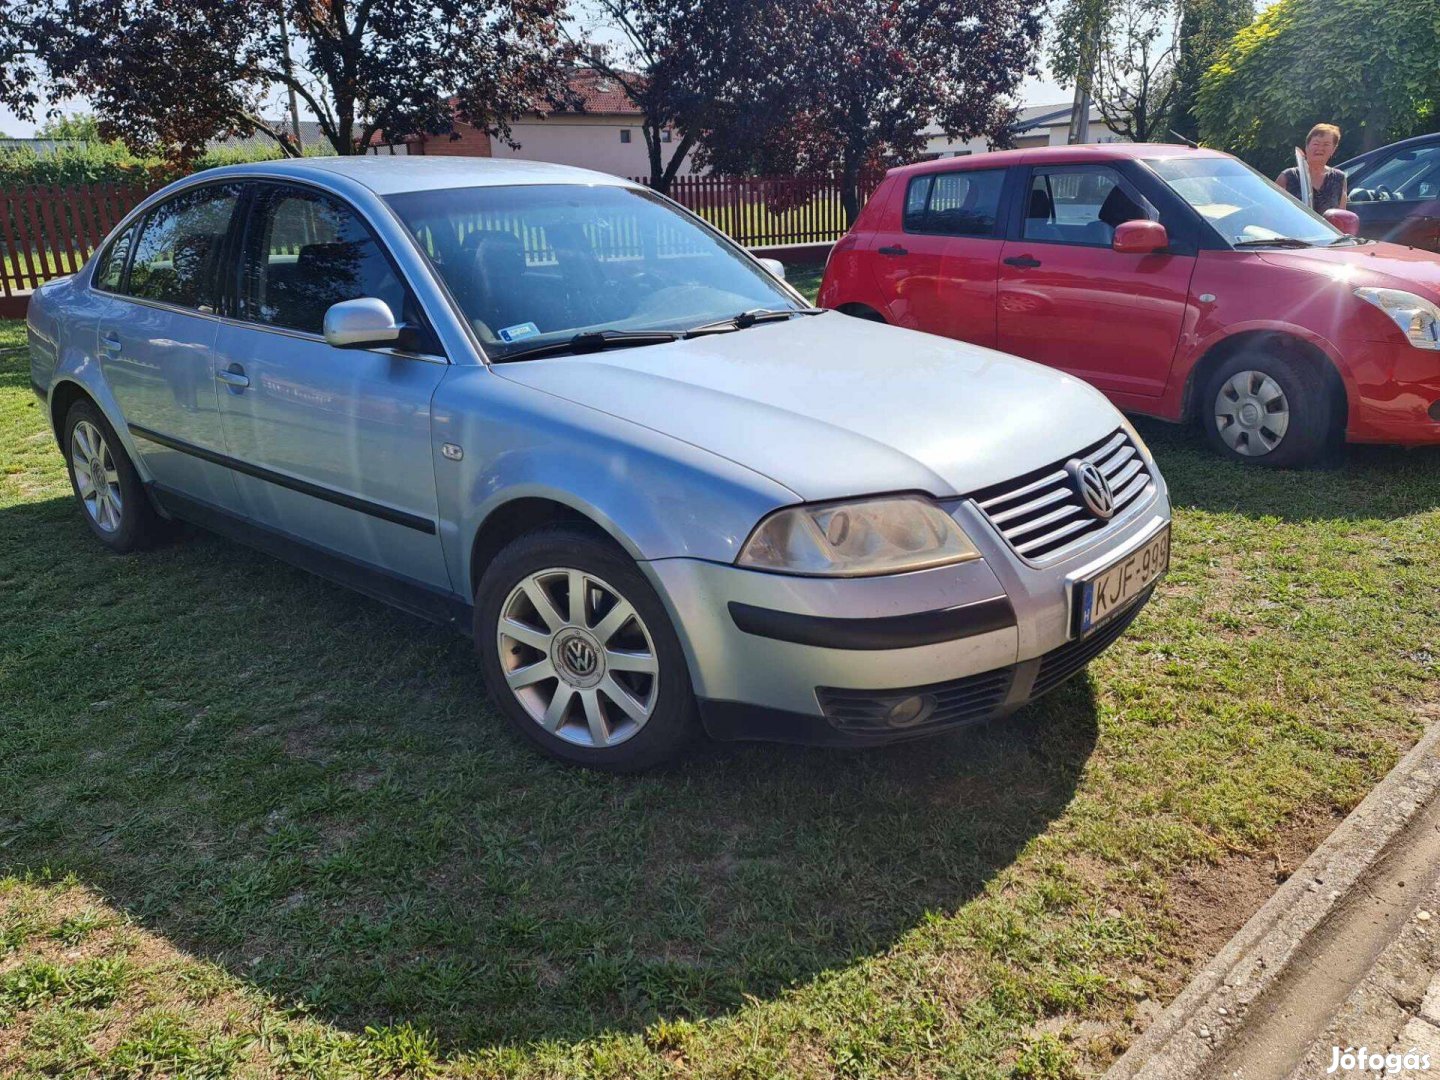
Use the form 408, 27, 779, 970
192, 155, 638, 196
888, 142, 1228, 179
1339, 130, 1440, 172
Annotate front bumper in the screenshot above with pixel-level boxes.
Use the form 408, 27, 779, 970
1341, 337, 1440, 445
644, 478, 1172, 746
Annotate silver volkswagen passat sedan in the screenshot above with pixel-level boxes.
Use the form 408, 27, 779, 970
27, 157, 1172, 770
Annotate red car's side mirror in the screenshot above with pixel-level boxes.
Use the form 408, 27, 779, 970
1325, 208, 1360, 236
1113, 219, 1169, 254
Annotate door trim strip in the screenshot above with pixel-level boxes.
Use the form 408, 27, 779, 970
128, 423, 438, 535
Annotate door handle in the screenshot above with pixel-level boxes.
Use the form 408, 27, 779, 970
878, 245, 909, 257
100, 333, 122, 355
1003, 255, 1042, 269
216, 367, 250, 389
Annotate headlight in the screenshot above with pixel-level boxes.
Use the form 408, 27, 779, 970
737, 495, 980, 577
1354, 287, 1440, 350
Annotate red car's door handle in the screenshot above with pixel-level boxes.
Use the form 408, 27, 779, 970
878, 245, 909, 256
1003, 255, 1042, 269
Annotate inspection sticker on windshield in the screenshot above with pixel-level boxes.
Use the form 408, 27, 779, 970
498, 322, 540, 343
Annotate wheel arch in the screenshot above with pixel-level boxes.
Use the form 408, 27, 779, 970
836, 302, 887, 323
1181, 329, 1348, 425
47, 378, 92, 446
468, 495, 633, 601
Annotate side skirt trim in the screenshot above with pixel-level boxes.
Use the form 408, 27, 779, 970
129, 424, 437, 535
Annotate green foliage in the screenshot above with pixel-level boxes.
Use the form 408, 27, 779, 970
1050, 0, 1181, 143
1196, 0, 1440, 173
0, 141, 154, 187
0, 140, 312, 188
36, 112, 103, 141
1169, 0, 1254, 142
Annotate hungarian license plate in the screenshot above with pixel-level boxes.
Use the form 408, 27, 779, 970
1074, 525, 1169, 635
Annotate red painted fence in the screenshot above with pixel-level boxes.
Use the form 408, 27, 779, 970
0, 183, 156, 318
0, 173, 878, 318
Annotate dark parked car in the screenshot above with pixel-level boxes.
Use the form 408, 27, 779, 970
1342, 133, 1440, 251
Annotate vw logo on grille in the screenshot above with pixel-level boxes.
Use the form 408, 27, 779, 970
1067, 459, 1116, 520
563, 637, 598, 677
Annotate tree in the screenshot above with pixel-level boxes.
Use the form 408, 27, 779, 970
703, 0, 1041, 224
37, 112, 103, 141
1196, 0, 1440, 173
1167, 0, 1252, 144
1, 0, 573, 164
1050, 0, 1180, 144
569, 0, 783, 194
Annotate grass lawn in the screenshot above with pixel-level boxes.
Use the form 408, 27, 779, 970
1, 294, 1438, 1079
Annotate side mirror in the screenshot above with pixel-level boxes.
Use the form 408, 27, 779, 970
758, 257, 786, 281
1325, 208, 1361, 236
324, 297, 403, 349
1112, 220, 1169, 254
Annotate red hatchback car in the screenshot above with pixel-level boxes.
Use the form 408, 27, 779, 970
819, 144, 1440, 466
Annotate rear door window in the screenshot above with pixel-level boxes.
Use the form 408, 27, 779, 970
904, 170, 1006, 237
126, 185, 242, 309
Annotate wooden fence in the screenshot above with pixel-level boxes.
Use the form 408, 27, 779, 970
0, 183, 156, 317
0, 173, 877, 318
631, 173, 884, 247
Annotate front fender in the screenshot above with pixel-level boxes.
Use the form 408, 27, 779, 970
432, 368, 797, 598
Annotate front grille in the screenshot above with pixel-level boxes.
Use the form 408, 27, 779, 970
817, 667, 1014, 735
970, 429, 1153, 562
1032, 588, 1151, 697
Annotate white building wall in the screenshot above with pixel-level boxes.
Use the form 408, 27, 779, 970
491, 115, 702, 179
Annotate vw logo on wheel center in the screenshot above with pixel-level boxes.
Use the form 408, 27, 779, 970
1067, 459, 1116, 520
553, 628, 604, 687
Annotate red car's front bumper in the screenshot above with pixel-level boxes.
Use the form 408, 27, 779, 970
1341, 337, 1440, 445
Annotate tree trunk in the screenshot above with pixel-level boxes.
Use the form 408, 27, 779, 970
840, 153, 862, 227
657, 130, 699, 195
644, 122, 666, 192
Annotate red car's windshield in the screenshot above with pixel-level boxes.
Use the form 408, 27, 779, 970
1147, 156, 1343, 248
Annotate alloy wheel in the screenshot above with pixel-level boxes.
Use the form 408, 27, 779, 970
496, 567, 660, 749
70, 420, 124, 532
1215, 369, 1290, 457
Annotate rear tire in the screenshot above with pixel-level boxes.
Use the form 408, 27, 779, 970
1200, 349, 1336, 467
61, 399, 165, 552
474, 525, 699, 771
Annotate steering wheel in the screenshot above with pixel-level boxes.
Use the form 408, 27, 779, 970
1375, 184, 1394, 201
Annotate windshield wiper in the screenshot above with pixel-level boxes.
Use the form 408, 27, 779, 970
1232, 236, 1314, 248
684, 307, 825, 337
495, 329, 680, 363
1328, 234, 1370, 246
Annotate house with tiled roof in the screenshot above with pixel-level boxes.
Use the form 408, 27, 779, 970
392, 69, 701, 179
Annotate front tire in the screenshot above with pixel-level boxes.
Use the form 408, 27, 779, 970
1201, 350, 1337, 467
475, 525, 699, 771
62, 399, 165, 552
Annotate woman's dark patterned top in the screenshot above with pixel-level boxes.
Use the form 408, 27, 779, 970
1279, 165, 1347, 214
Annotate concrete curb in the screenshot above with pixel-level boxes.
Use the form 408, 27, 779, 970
1106, 716, 1440, 1079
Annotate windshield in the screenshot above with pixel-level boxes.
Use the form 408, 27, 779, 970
1348, 145, 1440, 204
385, 184, 799, 359
1146, 155, 1342, 247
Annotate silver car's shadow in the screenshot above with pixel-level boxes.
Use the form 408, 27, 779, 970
1, 497, 1098, 1052
1132, 416, 1440, 522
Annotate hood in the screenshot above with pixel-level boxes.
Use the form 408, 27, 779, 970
494, 313, 1122, 501
1259, 240, 1440, 303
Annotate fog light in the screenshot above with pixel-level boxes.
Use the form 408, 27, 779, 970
884, 694, 935, 728
1429, 399, 1440, 422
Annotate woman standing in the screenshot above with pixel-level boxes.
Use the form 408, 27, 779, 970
1276, 124, 1348, 213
